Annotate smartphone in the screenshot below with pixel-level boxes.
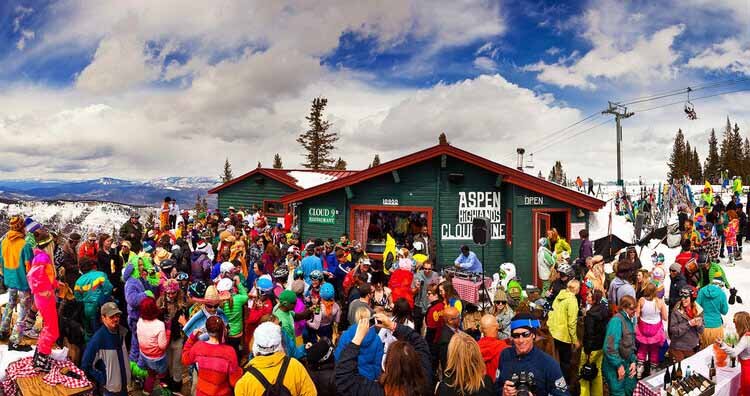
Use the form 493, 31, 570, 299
369, 314, 380, 327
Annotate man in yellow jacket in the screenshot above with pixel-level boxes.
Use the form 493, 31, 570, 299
547, 279, 581, 386
234, 322, 316, 396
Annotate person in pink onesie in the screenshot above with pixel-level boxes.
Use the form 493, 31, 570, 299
26, 229, 59, 372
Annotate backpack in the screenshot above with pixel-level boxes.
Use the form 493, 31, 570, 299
245, 356, 293, 396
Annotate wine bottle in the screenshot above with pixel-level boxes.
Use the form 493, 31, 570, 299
664, 362, 672, 389
685, 364, 691, 378
671, 364, 677, 384
709, 357, 716, 381
676, 361, 683, 380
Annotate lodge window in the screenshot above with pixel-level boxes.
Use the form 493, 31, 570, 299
350, 205, 433, 257
263, 200, 285, 217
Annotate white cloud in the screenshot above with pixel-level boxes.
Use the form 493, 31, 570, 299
524, 20, 685, 89
16, 30, 35, 51
687, 38, 750, 75
474, 56, 498, 72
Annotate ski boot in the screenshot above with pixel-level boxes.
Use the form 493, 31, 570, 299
727, 255, 735, 267
130, 360, 149, 379
735, 249, 743, 261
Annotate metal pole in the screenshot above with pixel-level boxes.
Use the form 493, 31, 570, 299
616, 115, 623, 193
603, 102, 634, 194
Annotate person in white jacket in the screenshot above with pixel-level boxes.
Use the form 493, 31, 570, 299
537, 237, 556, 293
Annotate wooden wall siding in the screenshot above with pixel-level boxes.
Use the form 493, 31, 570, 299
217, 174, 297, 214
299, 190, 348, 242
510, 184, 588, 285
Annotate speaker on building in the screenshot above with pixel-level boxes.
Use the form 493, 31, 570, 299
448, 172, 465, 183
472, 217, 490, 245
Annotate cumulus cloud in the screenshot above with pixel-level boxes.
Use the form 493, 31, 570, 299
687, 38, 750, 75
474, 56, 498, 72
524, 18, 685, 89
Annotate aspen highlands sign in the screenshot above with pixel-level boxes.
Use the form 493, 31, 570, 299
441, 191, 506, 240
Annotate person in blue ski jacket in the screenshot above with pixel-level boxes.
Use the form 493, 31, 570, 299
496, 313, 570, 396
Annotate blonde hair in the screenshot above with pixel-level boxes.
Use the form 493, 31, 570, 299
567, 279, 580, 294
355, 306, 371, 321
444, 332, 486, 394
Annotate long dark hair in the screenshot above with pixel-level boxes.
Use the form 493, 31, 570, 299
392, 298, 413, 325
380, 341, 428, 396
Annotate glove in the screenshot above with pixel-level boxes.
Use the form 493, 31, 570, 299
145, 290, 154, 299
729, 288, 737, 305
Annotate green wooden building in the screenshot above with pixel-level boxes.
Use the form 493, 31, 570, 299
280, 142, 605, 285
208, 168, 356, 223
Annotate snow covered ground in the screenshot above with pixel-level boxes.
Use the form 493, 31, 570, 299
589, 184, 749, 337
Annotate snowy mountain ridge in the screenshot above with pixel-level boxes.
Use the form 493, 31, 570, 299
0, 176, 219, 206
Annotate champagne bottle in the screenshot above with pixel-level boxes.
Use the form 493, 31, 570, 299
664, 362, 672, 389
671, 364, 677, 384
709, 357, 716, 381
676, 361, 683, 380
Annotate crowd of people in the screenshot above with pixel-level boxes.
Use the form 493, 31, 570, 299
0, 192, 748, 396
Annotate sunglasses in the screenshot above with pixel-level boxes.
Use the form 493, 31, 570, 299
511, 331, 532, 339
494, 300, 506, 305
680, 294, 691, 299
205, 304, 219, 309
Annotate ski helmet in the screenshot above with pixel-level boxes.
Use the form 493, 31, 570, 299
273, 266, 290, 280
310, 270, 324, 281
188, 281, 207, 298
176, 272, 189, 281
293, 267, 304, 280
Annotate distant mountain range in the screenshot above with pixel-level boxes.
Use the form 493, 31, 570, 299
0, 177, 219, 206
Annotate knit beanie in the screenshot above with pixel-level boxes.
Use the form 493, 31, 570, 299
24, 217, 41, 233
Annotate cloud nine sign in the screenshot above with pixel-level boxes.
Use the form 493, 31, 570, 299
441, 191, 505, 241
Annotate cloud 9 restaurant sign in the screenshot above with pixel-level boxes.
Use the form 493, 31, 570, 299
308, 207, 337, 224
441, 191, 505, 240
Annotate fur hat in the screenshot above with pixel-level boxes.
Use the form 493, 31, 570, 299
9, 216, 24, 232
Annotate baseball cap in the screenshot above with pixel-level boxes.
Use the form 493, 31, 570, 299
101, 302, 122, 317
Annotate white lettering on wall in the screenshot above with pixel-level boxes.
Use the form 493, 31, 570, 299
441, 191, 505, 241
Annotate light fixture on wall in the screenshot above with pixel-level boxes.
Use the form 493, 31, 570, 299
577, 209, 585, 218
448, 172, 464, 183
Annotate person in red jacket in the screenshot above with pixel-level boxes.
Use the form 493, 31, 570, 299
182, 316, 242, 396
674, 239, 696, 274
78, 232, 99, 260
477, 314, 509, 380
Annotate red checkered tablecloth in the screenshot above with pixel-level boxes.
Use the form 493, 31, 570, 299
451, 277, 492, 304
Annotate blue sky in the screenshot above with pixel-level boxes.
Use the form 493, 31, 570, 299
0, 0, 749, 182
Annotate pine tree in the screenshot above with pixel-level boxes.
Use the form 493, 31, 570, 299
334, 157, 347, 170
273, 153, 283, 169
221, 158, 233, 183
297, 97, 338, 169
720, 117, 733, 176
439, 132, 448, 145
372, 154, 381, 167
685, 140, 693, 180
693, 148, 703, 181
731, 122, 744, 178
537, 170, 543, 178
548, 161, 565, 184
704, 128, 721, 183
667, 129, 687, 182
744, 137, 750, 181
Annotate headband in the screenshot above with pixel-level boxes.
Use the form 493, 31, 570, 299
510, 319, 541, 331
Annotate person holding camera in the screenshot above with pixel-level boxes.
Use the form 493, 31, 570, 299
495, 313, 570, 396
335, 312, 432, 396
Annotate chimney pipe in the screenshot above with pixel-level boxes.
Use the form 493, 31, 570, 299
516, 148, 525, 171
